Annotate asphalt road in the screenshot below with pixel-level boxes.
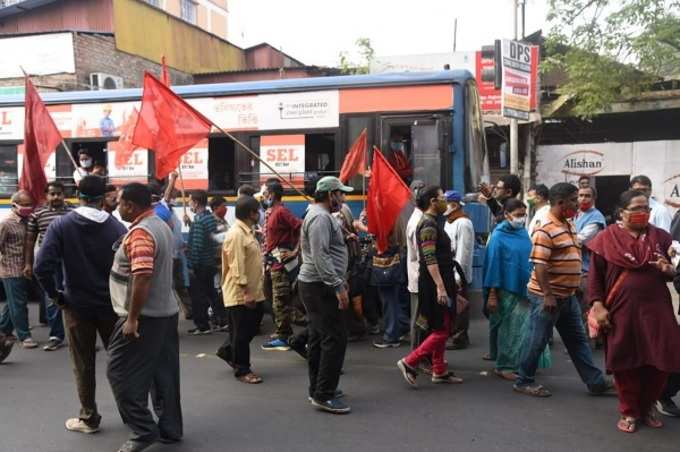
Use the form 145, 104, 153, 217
1, 303, 678, 452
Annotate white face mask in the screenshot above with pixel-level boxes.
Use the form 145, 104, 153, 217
509, 216, 527, 229
80, 158, 93, 169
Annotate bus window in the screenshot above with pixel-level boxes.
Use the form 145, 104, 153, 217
0, 145, 17, 195
236, 135, 260, 188
465, 81, 489, 190
305, 133, 336, 181
411, 121, 440, 187
344, 115, 375, 192
208, 137, 236, 193
59, 140, 109, 189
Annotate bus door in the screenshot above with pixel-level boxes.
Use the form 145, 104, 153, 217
379, 115, 449, 187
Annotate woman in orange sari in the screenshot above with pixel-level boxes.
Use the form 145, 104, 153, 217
588, 190, 680, 433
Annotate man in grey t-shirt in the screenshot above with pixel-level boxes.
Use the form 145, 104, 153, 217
298, 176, 352, 414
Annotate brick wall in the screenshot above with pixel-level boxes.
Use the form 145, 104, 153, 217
74, 32, 193, 89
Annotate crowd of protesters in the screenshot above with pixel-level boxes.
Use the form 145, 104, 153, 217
1, 167, 680, 452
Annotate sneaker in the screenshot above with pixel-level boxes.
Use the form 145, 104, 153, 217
261, 338, 290, 351
368, 324, 381, 335
308, 389, 345, 402
21, 338, 39, 349
187, 328, 212, 336
43, 337, 65, 351
656, 398, 680, 417
310, 397, 351, 414
432, 372, 464, 384
397, 359, 418, 387
373, 339, 400, 349
588, 378, 616, 396
65, 417, 99, 434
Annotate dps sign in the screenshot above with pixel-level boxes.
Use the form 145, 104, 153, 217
501, 39, 539, 120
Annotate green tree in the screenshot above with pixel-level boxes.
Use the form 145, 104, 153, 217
339, 37, 375, 75
544, 0, 680, 116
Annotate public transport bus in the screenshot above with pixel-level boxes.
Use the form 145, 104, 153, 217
0, 70, 488, 219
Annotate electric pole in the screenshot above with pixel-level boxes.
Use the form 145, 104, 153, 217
510, 0, 519, 175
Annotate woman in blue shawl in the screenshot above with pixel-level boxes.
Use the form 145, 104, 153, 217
484, 199, 551, 380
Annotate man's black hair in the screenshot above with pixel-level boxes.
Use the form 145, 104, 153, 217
209, 196, 226, 210
533, 184, 549, 201
630, 174, 652, 189
500, 174, 522, 197
77, 148, 93, 157
78, 175, 106, 199
237, 184, 256, 197
191, 190, 208, 207
46, 181, 64, 193
266, 179, 284, 201
120, 183, 152, 208
578, 175, 590, 182
579, 185, 598, 199
416, 185, 441, 211
549, 182, 578, 205
148, 180, 163, 197
235, 195, 260, 221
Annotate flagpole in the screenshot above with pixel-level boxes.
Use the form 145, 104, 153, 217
212, 124, 312, 201
362, 141, 368, 212
59, 139, 84, 176
176, 164, 188, 219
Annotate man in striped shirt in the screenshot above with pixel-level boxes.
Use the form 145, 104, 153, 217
24, 181, 72, 351
514, 182, 610, 398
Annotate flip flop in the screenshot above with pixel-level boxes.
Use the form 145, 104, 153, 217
617, 416, 638, 433
513, 383, 552, 397
643, 410, 663, 429
237, 372, 263, 384
494, 369, 518, 381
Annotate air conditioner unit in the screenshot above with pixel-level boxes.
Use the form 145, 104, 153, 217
89, 73, 124, 90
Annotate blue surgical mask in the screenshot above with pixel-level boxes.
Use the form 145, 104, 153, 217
509, 216, 527, 229
262, 199, 272, 209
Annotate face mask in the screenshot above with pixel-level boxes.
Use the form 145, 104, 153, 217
330, 194, 342, 213
80, 158, 93, 169
526, 198, 536, 208
579, 201, 593, 212
262, 199, 273, 209
13, 203, 33, 218
509, 216, 527, 229
562, 206, 577, 219
628, 211, 650, 227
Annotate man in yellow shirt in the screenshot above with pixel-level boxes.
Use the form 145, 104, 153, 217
216, 195, 265, 384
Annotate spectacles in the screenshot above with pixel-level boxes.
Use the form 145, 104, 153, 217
625, 206, 651, 213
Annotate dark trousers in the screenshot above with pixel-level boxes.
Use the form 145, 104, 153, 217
661, 372, 680, 400
63, 306, 118, 428
299, 281, 347, 401
218, 303, 264, 377
189, 265, 221, 330
107, 314, 182, 443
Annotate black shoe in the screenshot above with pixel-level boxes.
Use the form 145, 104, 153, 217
0, 335, 15, 364
310, 397, 351, 414
117, 439, 155, 452
656, 398, 680, 417
373, 339, 400, 349
158, 436, 182, 444
215, 347, 235, 369
187, 328, 212, 336
289, 341, 308, 360
588, 378, 616, 396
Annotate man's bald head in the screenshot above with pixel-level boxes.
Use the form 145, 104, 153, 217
11, 190, 33, 205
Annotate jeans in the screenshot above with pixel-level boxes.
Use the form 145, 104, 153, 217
0, 278, 31, 341
41, 268, 65, 341
299, 281, 347, 402
107, 315, 183, 443
189, 265, 221, 330
379, 285, 410, 343
516, 293, 605, 389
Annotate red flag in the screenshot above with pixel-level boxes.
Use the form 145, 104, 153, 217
161, 55, 170, 86
339, 128, 367, 183
366, 148, 412, 254
111, 107, 140, 168
20, 76, 62, 204
132, 72, 212, 179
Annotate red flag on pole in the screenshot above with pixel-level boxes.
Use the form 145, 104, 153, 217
132, 72, 212, 179
20, 76, 62, 204
339, 128, 367, 183
111, 107, 140, 168
161, 55, 170, 86
366, 148, 412, 254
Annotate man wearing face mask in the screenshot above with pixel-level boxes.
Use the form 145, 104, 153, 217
24, 181, 73, 351
574, 186, 606, 314
298, 176, 353, 414
261, 179, 302, 352
0, 190, 38, 350
514, 182, 611, 398
387, 133, 413, 183
73, 149, 95, 187
479, 174, 522, 226
103, 184, 120, 215
443, 190, 475, 350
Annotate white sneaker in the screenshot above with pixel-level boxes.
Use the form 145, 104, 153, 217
21, 338, 38, 349
65, 418, 100, 434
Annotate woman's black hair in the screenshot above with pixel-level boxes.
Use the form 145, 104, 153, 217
616, 190, 647, 220
416, 185, 441, 210
504, 198, 526, 214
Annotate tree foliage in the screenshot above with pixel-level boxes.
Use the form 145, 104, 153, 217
544, 0, 680, 116
339, 38, 375, 75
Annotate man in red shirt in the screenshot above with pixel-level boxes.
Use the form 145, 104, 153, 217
261, 180, 302, 351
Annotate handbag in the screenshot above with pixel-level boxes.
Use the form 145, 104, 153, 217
369, 249, 404, 287
586, 270, 628, 339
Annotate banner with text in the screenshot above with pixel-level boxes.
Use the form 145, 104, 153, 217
501, 40, 539, 120
260, 135, 305, 188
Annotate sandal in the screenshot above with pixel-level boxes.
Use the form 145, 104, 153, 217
482, 352, 494, 361
513, 383, 552, 397
432, 372, 464, 384
643, 409, 663, 429
237, 372, 263, 384
494, 369, 518, 381
617, 416, 638, 433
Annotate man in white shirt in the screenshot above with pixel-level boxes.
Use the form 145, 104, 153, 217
527, 184, 550, 237
443, 190, 475, 350
406, 180, 425, 349
631, 175, 672, 232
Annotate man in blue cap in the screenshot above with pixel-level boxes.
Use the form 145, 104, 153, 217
443, 190, 475, 350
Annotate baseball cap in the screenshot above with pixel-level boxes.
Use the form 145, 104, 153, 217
444, 190, 464, 204
315, 176, 354, 193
